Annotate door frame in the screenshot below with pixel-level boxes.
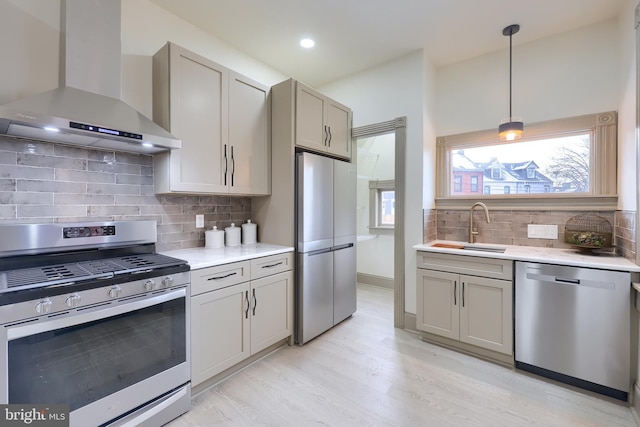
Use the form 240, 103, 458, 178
352, 117, 407, 328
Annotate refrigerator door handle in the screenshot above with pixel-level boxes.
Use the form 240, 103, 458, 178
307, 248, 333, 256
331, 243, 354, 251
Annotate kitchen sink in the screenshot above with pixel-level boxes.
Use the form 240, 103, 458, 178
461, 244, 507, 253
430, 242, 507, 253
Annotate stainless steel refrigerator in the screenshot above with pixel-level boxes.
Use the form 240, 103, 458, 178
296, 151, 357, 345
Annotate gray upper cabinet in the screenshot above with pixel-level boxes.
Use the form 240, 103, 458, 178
152, 42, 270, 195
295, 82, 352, 160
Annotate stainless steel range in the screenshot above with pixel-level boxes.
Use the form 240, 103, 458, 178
0, 221, 191, 427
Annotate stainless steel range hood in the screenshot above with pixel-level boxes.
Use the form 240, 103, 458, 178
0, 0, 180, 154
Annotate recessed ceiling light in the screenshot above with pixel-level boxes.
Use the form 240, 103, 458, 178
300, 38, 315, 49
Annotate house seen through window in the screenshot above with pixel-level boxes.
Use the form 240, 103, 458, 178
450, 134, 590, 196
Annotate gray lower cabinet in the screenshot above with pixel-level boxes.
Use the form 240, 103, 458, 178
190, 253, 293, 386
416, 251, 513, 356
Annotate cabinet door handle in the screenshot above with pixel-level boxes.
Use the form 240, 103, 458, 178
231, 145, 235, 186
207, 272, 237, 281
462, 282, 465, 307
324, 125, 328, 146
252, 288, 257, 316
244, 290, 250, 319
454, 281, 457, 306
223, 144, 228, 185
327, 126, 332, 147
262, 261, 283, 269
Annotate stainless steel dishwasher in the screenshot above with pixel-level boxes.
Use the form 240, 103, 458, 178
515, 261, 631, 401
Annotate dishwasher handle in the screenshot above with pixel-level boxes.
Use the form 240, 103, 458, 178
555, 277, 580, 285
525, 272, 615, 290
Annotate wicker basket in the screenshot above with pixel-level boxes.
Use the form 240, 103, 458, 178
563, 214, 612, 250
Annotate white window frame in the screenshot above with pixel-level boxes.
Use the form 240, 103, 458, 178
470, 176, 479, 193
369, 179, 395, 234
435, 111, 617, 210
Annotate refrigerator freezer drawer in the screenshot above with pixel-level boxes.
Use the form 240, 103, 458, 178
297, 250, 334, 344
334, 244, 356, 324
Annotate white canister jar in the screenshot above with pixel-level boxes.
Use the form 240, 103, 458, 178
241, 220, 257, 245
225, 223, 241, 247
205, 226, 225, 249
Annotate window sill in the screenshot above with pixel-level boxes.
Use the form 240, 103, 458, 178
368, 226, 395, 236
435, 195, 618, 211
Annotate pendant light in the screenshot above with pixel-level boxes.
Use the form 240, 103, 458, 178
498, 24, 523, 141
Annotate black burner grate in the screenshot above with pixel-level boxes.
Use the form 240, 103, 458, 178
0, 254, 186, 293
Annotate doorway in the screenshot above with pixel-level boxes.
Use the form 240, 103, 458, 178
352, 117, 406, 328
355, 133, 395, 288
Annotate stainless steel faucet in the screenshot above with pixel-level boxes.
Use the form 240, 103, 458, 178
469, 202, 491, 243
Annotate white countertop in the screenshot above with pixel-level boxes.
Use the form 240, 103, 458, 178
161, 243, 294, 270
414, 240, 640, 272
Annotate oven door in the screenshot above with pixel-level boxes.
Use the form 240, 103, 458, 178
1, 287, 190, 427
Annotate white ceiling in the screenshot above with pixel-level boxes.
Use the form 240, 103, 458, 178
150, 0, 627, 87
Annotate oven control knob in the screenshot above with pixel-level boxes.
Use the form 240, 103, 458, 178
144, 279, 156, 291
66, 293, 81, 308
34, 298, 52, 315
162, 276, 174, 288
108, 286, 122, 299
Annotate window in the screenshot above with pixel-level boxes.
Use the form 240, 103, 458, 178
435, 112, 617, 210
526, 166, 535, 179
453, 175, 462, 192
369, 180, 395, 231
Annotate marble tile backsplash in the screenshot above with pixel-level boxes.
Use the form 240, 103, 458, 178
424, 208, 637, 262
0, 137, 252, 252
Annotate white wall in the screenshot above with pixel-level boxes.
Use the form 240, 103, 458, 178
121, 0, 287, 119
0, 0, 287, 115
436, 19, 620, 136
0, 1, 61, 104
617, 0, 637, 212
321, 51, 433, 315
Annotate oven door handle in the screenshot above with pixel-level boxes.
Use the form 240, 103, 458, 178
6, 288, 187, 341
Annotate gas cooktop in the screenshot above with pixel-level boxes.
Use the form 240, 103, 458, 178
0, 253, 187, 294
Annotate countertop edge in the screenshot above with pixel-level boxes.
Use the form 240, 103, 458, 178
414, 240, 640, 272
161, 244, 295, 270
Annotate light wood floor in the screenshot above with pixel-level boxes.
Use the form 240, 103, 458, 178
168, 284, 636, 427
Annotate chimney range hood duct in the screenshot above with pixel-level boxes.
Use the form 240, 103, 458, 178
0, 0, 180, 154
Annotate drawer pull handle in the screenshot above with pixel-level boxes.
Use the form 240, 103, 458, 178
207, 272, 237, 281
262, 261, 284, 269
